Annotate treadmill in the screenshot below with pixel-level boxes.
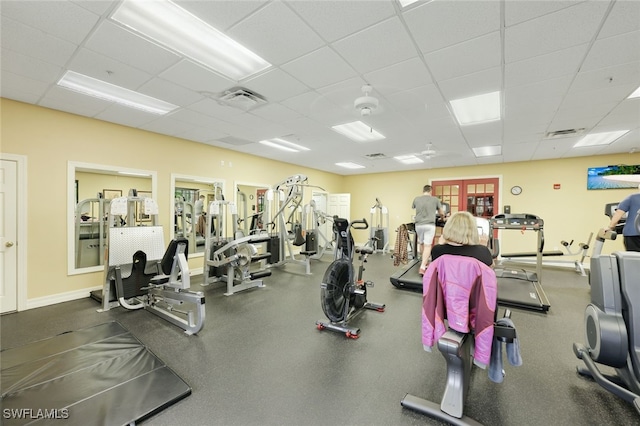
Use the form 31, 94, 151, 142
490, 214, 551, 312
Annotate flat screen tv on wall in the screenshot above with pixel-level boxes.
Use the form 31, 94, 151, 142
587, 165, 640, 190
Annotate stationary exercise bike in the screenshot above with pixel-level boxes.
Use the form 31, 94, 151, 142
316, 217, 385, 338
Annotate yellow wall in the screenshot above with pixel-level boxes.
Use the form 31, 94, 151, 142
343, 157, 635, 255
1, 99, 343, 300
1, 98, 636, 304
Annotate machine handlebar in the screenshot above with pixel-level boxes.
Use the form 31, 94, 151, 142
351, 218, 369, 230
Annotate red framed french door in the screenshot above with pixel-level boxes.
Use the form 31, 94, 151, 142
432, 177, 499, 218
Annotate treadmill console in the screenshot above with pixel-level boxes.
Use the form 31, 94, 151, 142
490, 213, 543, 229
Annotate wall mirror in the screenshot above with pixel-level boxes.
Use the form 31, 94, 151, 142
68, 161, 157, 275
171, 174, 225, 256
235, 181, 270, 237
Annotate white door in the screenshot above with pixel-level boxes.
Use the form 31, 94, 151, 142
327, 193, 350, 221
1, 159, 18, 313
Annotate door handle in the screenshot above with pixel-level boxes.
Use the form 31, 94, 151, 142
5, 241, 14, 247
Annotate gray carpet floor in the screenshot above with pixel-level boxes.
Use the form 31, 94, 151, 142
1, 253, 638, 425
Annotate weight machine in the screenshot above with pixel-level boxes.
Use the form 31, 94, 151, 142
560, 233, 593, 276
97, 195, 205, 335
263, 174, 324, 274
370, 198, 389, 254
202, 200, 272, 296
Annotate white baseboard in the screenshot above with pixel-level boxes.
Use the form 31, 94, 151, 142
25, 269, 206, 311
26, 286, 102, 310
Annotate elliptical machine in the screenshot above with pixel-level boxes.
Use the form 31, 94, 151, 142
316, 217, 385, 339
573, 205, 640, 415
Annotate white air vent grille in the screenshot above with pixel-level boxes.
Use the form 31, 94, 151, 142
544, 128, 585, 139
217, 87, 267, 111
365, 153, 387, 159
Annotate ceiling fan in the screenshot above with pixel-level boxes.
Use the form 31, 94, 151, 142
420, 143, 442, 159
354, 84, 379, 116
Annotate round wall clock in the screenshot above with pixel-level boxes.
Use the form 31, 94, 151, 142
510, 185, 523, 195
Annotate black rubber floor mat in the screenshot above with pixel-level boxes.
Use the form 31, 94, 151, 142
1, 321, 190, 425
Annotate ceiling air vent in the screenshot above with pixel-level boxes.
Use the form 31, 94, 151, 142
365, 153, 387, 159
217, 87, 267, 111
544, 128, 585, 139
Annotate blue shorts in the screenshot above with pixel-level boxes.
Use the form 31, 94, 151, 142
416, 223, 436, 245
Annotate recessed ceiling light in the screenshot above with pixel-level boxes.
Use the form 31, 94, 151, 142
331, 121, 385, 142
574, 130, 630, 147
259, 138, 309, 152
398, 0, 421, 7
394, 155, 424, 164
627, 85, 640, 99
450, 91, 501, 126
336, 162, 365, 169
57, 71, 178, 114
472, 145, 502, 157
111, 0, 271, 81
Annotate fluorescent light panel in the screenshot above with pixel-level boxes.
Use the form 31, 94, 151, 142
111, 0, 271, 81
574, 130, 630, 147
450, 91, 501, 126
336, 162, 365, 169
57, 71, 178, 114
331, 121, 385, 142
259, 138, 309, 153
399, 0, 421, 6
627, 86, 640, 99
394, 155, 424, 164
472, 145, 502, 157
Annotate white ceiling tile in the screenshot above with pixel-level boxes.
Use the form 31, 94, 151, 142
243, 68, 309, 103
86, 21, 181, 75
95, 104, 158, 128
332, 17, 417, 75
39, 86, 111, 118
175, 0, 268, 32
570, 61, 640, 93
140, 116, 195, 137
249, 103, 302, 122
67, 48, 152, 89
581, 30, 640, 72
403, 0, 500, 54
505, 1, 611, 63
281, 47, 357, 89
438, 67, 501, 101
288, 0, 395, 43
138, 78, 203, 107
2, 0, 638, 175
0, 70, 51, 102
424, 31, 501, 82
227, 1, 325, 66
1, 17, 77, 67
1, 0, 100, 44
160, 60, 236, 94
459, 121, 503, 148
175, 126, 229, 144
504, 44, 588, 87
1, 47, 62, 84
598, 0, 640, 39
71, 0, 116, 16
504, 1, 578, 27
505, 76, 572, 104
364, 57, 432, 94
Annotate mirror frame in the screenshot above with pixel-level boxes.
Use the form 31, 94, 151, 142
67, 160, 157, 276
170, 173, 226, 258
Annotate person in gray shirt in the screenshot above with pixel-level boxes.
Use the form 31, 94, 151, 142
412, 185, 445, 274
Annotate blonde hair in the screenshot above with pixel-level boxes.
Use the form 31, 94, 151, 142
442, 211, 479, 245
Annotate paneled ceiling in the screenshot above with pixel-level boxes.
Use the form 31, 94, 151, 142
2, 0, 639, 175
